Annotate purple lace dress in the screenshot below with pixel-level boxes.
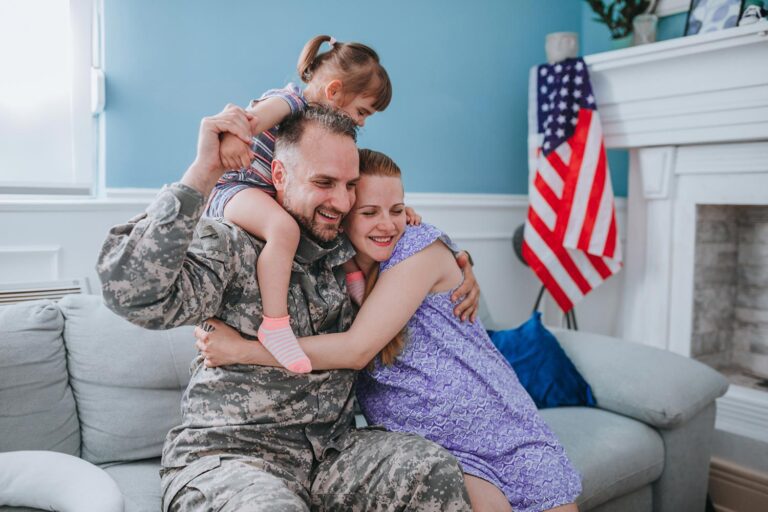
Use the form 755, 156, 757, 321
356, 224, 582, 512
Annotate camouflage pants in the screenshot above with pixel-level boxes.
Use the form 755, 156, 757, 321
163, 429, 471, 512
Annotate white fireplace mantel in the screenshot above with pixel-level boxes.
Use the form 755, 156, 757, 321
583, 23, 768, 443
584, 22, 768, 148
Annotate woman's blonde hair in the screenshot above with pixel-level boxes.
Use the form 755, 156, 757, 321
357, 149, 406, 368
297, 35, 392, 112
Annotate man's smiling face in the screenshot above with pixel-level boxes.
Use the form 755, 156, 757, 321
274, 122, 360, 243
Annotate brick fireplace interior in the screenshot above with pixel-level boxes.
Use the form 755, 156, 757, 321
692, 205, 768, 392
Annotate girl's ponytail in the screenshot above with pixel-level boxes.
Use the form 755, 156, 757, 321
296, 35, 392, 111
297, 34, 334, 83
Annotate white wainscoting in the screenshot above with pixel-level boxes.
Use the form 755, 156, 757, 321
0, 198, 153, 291
0, 192, 627, 336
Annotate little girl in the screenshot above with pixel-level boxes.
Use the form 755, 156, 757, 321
205, 35, 392, 374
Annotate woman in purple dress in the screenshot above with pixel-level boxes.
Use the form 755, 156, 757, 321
196, 149, 582, 512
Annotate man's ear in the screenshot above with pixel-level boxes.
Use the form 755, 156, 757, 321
324, 79, 344, 105
272, 159, 287, 192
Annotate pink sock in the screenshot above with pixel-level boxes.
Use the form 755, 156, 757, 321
258, 315, 311, 373
346, 271, 366, 306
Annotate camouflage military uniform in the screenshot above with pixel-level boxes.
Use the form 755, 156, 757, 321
97, 183, 471, 511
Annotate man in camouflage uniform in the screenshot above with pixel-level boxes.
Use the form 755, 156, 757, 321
97, 104, 473, 511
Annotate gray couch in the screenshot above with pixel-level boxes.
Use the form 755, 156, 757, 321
0, 295, 729, 511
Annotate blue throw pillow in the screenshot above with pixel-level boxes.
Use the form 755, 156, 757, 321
487, 312, 596, 409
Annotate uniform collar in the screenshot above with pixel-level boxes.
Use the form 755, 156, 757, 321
294, 230, 355, 268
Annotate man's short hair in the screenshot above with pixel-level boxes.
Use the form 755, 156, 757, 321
274, 104, 358, 163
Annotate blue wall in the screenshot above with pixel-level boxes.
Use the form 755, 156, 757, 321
103, 1, 687, 195
103, 0, 582, 193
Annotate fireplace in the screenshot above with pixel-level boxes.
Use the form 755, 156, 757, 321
693, 205, 768, 392
584, 22, 768, 443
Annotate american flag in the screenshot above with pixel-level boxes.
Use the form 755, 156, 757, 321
522, 58, 622, 313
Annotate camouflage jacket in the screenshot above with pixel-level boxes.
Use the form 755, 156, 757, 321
97, 183, 357, 481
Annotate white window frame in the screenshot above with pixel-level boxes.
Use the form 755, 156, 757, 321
0, 0, 103, 196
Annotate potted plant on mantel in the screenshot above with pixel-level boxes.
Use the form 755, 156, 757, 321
584, 0, 655, 48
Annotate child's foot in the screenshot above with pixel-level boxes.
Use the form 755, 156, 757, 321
346, 271, 366, 306
258, 315, 311, 373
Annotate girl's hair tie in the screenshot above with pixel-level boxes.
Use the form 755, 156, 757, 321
328, 37, 337, 48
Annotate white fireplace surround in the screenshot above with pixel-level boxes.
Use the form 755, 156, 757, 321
584, 23, 768, 443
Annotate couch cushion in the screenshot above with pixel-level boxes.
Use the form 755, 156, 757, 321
553, 328, 729, 429
0, 450, 123, 512
59, 295, 197, 464
487, 312, 596, 409
0, 300, 80, 456
589, 485, 652, 512
101, 458, 162, 512
540, 407, 664, 511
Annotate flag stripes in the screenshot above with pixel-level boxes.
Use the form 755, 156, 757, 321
523, 59, 622, 313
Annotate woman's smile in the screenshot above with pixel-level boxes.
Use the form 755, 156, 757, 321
369, 235, 395, 247
344, 174, 407, 265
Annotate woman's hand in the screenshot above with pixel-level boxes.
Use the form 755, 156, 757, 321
194, 318, 259, 368
452, 251, 480, 322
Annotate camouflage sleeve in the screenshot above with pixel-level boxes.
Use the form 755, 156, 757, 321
96, 183, 235, 330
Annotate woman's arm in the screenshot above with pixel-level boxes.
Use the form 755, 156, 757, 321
196, 241, 454, 370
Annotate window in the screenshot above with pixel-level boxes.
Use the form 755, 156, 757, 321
0, 0, 100, 195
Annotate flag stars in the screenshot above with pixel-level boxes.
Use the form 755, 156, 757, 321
540, 67, 549, 76
574, 76, 583, 85
557, 115, 566, 124
547, 75, 554, 84
563, 75, 570, 83
573, 90, 582, 99
556, 128, 565, 138
575, 61, 584, 71
555, 64, 563, 73
571, 118, 578, 126
540, 85, 548, 94
587, 94, 595, 104
572, 104, 581, 113
558, 101, 567, 110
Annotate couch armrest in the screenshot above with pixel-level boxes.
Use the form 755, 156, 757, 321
0, 450, 124, 512
551, 328, 729, 429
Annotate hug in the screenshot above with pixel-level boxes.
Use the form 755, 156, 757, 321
96, 36, 580, 511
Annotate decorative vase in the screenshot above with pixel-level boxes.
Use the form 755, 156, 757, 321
633, 13, 658, 45
545, 32, 579, 64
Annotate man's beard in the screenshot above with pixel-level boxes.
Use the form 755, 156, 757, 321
282, 200, 342, 243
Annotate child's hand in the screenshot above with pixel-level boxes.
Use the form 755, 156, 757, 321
405, 206, 422, 225
220, 131, 256, 171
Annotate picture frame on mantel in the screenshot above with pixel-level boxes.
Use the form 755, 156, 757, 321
685, 0, 745, 35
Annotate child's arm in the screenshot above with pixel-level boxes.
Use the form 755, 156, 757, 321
404, 206, 422, 225
219, 96, 293, 170
196, 242, 451, 370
